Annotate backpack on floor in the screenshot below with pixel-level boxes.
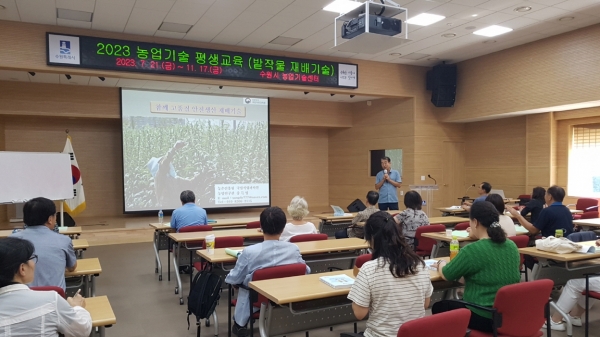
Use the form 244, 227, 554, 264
187, 268, 222, 335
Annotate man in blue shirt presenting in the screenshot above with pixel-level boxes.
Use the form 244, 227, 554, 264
170, 190, 208, 232
375, 157, 402, 211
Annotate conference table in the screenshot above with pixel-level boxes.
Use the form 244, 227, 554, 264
314, 213, 357, 236
168, 228, 265, 305
86, 295, 116, 337
573, 218, 600, 231
428, 216, 469, 226
149, 217, 259, 281
247, 257, 454, 337
65, 257, 102, 297
72, 239, 89, 258
423, 225, 529, 258
0, 226, 83, 238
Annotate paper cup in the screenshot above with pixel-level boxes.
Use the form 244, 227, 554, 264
446, 229, 453, 237
205, 234, 215, 255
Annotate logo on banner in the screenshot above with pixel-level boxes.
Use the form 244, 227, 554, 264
59, 40, 71, 54
47, 34, 80, 65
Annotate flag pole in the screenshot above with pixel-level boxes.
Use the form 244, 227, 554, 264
60, 201, 65, 228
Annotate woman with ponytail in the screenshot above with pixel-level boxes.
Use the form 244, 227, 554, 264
433, 201, 520, 332
347, 211, 433, 337
0, 237, 91, 336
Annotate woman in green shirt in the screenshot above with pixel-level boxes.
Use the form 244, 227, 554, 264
433, 201, 521, 332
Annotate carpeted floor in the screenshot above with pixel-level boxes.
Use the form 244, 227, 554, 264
85, 243, 599, 337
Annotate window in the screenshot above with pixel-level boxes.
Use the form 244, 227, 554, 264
568, 124, 600, 197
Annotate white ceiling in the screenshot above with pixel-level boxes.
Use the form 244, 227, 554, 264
1, 0, 600, 66
0, 69, 378, 102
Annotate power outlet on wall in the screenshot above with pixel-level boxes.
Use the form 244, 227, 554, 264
421, 176, 425, 181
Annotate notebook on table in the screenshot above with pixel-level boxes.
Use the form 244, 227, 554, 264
320, 274, 355, 289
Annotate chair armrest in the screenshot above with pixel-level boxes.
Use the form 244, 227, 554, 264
566, 204, 575, 207
585, 205, 599, 211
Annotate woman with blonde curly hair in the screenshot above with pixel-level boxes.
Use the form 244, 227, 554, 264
279, 196, 318, 241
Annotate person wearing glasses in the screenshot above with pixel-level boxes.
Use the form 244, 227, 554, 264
11, 197, 77, 291
0, 237, 92, 336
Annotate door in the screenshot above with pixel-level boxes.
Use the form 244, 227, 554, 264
442, 141, 466, 207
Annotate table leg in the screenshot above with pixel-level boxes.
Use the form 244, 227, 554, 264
431, 243, 439, 258
173, 243, 183, 304
84, 276, 90, 297
258, 302, 268, 337
91, 275, 96, 297
98, 326, 105, 337
168, 238, 171, 282
189, 249, 193, 284
153, 231, 163, 281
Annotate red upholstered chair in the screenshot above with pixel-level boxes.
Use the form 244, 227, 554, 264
178, 225, 213, 249
246, 221, 261, 229
415, 224, 446, 258
289, 233, 328, 243
508, 235, 530, 281
462, 279, 554, 337
579, 210, 599, 220
229, 263, 307, 336
397, 308, 471, 337
454, 222, 470, 231
353, 253, 373, 276
517, 194, 531, 206
572, 198, 599, 220
583, 274, 600, 337
245, 221, 264, 243
30, 286, 66, 299
193, 236, 244, 272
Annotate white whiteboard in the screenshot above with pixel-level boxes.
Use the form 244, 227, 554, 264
0, 152, 73, 203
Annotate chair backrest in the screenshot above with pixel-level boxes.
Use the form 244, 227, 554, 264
397, 308, 470, 337
179, 225, 213, 248
567, 231, 597, 243
289, 233, 328, 243
415, 225, 446, 254
202, 236, 244, 249
30, 286, 66, 299
252, 263, 307, 306
508, 235, 529, 265
576, 198, 598, 211
580, 211, 599, 219
494, 279, 553, 337
453, 222, 470, 231
246, 221, 261, 229
355, 253, 373, 268
517, 194, 531, 206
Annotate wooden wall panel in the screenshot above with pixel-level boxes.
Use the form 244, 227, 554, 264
441, 24, 600, 122
328, 98, 414, 207
0, 116, 6, 221
464, 116, 527, 199
270, 99, 352, 128
4, 116, 123, 218
270, 126, 329, 210
526, 113, 555, 191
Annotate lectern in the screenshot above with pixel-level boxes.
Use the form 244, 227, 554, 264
409, 185, 439, 216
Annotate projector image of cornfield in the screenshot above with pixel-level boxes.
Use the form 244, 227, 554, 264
123, 117, 269, 210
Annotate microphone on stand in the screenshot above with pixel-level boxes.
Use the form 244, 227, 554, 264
427, 175, 437, 185
462, 184, 476, 204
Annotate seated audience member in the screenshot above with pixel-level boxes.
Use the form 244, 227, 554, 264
347, 212, 433, 337
546, 240, 600, 331
520, 186, 546, 224
434, 201, 521, 332
393, 191, 430, 249
225, 207, 309, 336
335, 191, 379, 239
11, 197, 77, 291
279, 196, 318, 242
505, 185, 573, 237
0, 237, 92, 336
462, 182, 492, 212
170, 190, 208, 232
483, 194, 516, 237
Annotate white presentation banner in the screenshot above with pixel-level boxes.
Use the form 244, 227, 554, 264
215, 184, 269, 205
150, 101, 246, 117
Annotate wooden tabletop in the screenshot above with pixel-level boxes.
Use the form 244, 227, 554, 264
422, 226, 528, 242
150, 216, 259, 230
0, 230, 13, 238
86, 296, 116, 327
518, 241, 600, 262
436, 207, 468, 214
428, 216, 469, 225
65, 258, 102, 277
168, 228, 264, 242
197, 238, 368, 263
570, 209, 584, 214
58, 227, 83, 235
574, 218, 600, 227
249, 258, 447, 305
315, 213, 357, 221
72, 239, 89, 250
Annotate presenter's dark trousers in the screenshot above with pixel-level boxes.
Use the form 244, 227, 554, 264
378, 202, 399, 211
432, 300, 493, 332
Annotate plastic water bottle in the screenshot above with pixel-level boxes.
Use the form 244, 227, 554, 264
450, 236, 460, 261
158, 210, 164, 224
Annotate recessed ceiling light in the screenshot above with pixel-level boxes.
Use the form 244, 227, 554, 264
473, 25, 513, 37
389, 52, 402, 56
559, 16, 574, 21
442, 33, 456, 38
407, 13, 446, 26
323, 0, 362, 13
158, 22, 192, 33
514, 6, 532, 12
56, 8, 93, 22
471, 14, 478, 17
